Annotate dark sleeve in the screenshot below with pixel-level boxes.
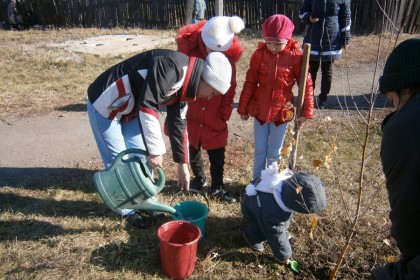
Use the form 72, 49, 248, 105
166, 102, 188, 163
339, 0, 351, 46
299, 0, 312, 24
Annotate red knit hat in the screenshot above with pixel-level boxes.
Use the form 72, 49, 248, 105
262, 14, 294, 43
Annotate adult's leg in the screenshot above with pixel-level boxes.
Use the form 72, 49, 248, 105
121, 119, 165, 220
266, 122, 288, 167
122, 119, 146, 151
253, 119, 270, 180
122, 118, 150, 170
87, 101, 127, 168
319, 60, 333, 102
88, 102, 138, 216
309, 59, 320, 90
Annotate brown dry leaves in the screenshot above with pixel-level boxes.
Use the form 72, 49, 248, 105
312, 117, 337, 169
309, 215, 320, 239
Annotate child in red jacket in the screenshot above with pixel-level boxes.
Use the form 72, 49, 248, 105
237, 14, 314, 182
176, 16, 244, 202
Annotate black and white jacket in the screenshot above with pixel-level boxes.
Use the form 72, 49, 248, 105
88, 49, 204, 163
299, 0, 351, 61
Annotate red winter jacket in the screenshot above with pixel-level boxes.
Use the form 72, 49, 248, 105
176, 20, 243, 150
237, 40, 314, 124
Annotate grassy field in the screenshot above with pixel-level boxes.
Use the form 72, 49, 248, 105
0, 28, 415, 279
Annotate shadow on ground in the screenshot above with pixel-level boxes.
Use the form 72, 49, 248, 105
233, 93, 390, 110
0, 167, 96, 192
320, 93, 390, 110
57, 103, 87, 112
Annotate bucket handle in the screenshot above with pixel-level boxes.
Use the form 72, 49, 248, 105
170, 188, 210, 212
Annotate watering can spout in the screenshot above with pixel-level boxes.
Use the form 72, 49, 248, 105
93, 149, 175, 214
136, 198, 177, 214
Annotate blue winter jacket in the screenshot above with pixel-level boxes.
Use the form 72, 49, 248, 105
299, 0, 351, 61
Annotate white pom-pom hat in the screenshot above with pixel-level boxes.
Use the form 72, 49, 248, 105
201, 16, 245, 51
202, 52, 232, 94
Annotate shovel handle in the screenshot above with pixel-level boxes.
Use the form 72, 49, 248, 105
289, 43, 311, 170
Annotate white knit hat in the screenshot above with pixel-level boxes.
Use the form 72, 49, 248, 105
201, 16, 245, 51
202, 52, 232, 94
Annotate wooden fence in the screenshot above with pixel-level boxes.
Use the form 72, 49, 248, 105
1, 0, 419, 34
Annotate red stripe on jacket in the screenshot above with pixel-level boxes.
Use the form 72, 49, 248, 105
108, 78, 128, 120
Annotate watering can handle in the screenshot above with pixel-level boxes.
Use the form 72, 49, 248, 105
114, 149, 148, 162
115, 148, 148, 160
170, 188, 210, 212
115, 148, 165, 192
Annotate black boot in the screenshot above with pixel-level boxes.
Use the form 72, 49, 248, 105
209, 186, 236, 203
317, 95, 327, 109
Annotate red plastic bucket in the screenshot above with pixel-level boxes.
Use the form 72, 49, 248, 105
157, 220, 201, 279
172, 201, 208, 240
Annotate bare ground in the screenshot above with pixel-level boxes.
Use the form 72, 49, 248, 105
1, 31, 415, 279
0, 33, 388, 186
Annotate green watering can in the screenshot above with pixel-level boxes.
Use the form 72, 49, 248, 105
93, 149, 177, 214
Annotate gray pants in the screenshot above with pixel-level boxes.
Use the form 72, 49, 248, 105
241, 192, 292, 261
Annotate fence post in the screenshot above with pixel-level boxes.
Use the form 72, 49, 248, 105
215, 0, 223, 16
185, 0, 194, 25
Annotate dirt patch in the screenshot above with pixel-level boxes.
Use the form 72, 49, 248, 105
48, 34, 175, 56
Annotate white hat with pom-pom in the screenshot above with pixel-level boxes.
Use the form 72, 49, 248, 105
201, 16, 245, 51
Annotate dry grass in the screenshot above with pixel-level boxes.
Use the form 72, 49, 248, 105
0, 27, 177, 123
0, 28, 416, 279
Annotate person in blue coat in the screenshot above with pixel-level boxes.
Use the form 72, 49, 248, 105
299, 0, 351, 109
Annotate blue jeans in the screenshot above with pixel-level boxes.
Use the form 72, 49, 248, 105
253, 119, 288, 180
88, 101, 147, 216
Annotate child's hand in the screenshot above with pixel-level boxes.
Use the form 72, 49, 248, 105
177, 163, 190, 191
240, 114, 249, 121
